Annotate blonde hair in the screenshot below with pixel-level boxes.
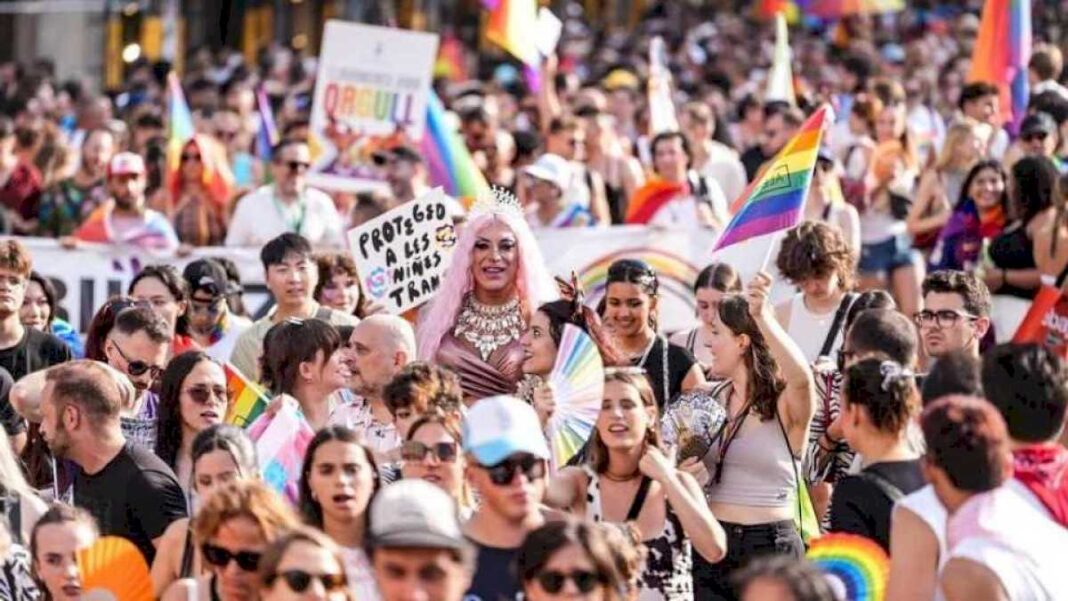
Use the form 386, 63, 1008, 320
936, 120, 981, 171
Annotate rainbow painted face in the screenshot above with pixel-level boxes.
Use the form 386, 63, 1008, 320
471, 220, 519, 297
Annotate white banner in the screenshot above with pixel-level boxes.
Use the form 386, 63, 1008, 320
18, 226, 720, 335
347, 188, 458, 314
307, 21, 439, 192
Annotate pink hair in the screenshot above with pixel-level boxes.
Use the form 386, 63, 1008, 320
417, 211, 559, 360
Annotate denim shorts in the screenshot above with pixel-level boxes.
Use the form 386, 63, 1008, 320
859, 234, 919, 275
692, 520, 805, 601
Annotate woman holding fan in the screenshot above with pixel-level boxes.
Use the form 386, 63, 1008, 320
545, 369, 726, 601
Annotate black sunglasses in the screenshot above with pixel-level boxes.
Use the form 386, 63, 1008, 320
483, 454, 546, 486
268, 569, 347, 593
201, 543, 262, 572
536, 569, 603, 594
401, 441, 458, 463
1023, 132, 1049, 142
185, 384, 228, 405
180, 153, 202, 163
108, 340, 163, 380
278, 160, 310, 173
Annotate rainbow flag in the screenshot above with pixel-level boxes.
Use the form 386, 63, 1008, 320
801, 0, 905, 17
421, 92, 491, 204
968, 0, 1031, 130
255, 86, 280, 160
166, 73, 234, 206
714, 106, 829, 252
434, 35, 469, 82
224, 362, 271, 428
624, 180, 685, 225
484, 0, 538, 65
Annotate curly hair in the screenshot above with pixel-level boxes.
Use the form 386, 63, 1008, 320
382, 361, 464, 417
0, 239, 31, 277
776, 220, 857, 290
921, 270, 992, 318
921, 395, 1011, 493
717, 295, 786, 421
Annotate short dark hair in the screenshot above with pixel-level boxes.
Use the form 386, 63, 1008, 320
733, 555, 837, 601
981, 343, 1068, 443
922, 395, 1010, 493
1029, 44, 1062, 81
921, 349, 983, 405
922, 270, 991, 318
846, 309, 917, 367
958, 82, 1000, 110
776, 221, 857, 289
694, 262, 741, 294
649, 131, 691, 166
843, 290, 896, 332
271, 137, 307, 159
44, 361, 124, 423
260, 319, 341, 395
260, 233, 312, 270
129, 264, 190, 335
111, 305, 172, 344
134, 113, 164, 130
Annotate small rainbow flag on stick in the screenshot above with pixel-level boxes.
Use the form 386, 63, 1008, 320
714, 105, 829, 255
224, 363, 271, 428
421, 92, 491, 204
968, 0, 1031, 130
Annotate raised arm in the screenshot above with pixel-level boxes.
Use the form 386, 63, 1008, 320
639, 446, 726, 563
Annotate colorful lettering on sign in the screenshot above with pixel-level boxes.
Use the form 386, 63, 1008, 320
322, 81, 416, 126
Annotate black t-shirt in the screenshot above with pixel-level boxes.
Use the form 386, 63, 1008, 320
0, 328, 71, 435
72, 442, 187, 563
464, 538, 520, 601
635, 337, 697, 409
828, 459, 925, 551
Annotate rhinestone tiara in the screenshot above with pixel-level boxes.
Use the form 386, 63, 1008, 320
468, 185, 524, 220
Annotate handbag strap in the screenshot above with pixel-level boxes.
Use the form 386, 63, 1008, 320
818, 293, 858, 358
857, 469, 905, 503
625, 476, 654, 521
774, 407, 804, 537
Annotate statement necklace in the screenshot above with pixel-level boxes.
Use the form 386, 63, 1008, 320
454, 295, 525, 361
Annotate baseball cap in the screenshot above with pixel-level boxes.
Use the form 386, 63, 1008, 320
107, 152, 145, 177
462, 395, 549, 466
182, 258, 231, 298
1021, 112, 1056, 137
372, 144, 423, 166
522, 153, 573, 192
367, 479, 464, 550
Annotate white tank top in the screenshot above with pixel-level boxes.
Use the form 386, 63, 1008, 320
897, 485, 948, 601
785, 293, 841, 364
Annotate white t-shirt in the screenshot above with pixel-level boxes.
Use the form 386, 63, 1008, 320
225, 184, 344, 248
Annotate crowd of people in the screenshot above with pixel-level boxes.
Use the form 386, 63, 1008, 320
0, 2, 1065, 600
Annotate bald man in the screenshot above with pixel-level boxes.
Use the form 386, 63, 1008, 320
336, 315, 416, 457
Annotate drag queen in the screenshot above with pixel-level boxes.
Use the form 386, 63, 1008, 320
417, 188, 558, 401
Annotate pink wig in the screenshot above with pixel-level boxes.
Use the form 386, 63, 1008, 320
417, 211, 559, 360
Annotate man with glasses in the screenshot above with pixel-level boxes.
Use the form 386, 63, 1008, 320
39, 360, 186, 563
0, 239, 71, 451
915, 270, 991, 366
182, 258, 251, 362
230, 233, 358, 380
367, 479, 475, 601
1017, 112, 1060, 162
461, 395, 551, 601
225, 138, 344, 248
103, 306, 171, 450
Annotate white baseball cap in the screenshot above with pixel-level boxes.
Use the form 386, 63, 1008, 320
367, 479, 464, 550
107, 152, 145, 177
462, 395, 550, 466
522, 153, 572, 192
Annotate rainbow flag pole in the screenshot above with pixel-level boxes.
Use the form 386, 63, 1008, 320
224, 363, 272, 428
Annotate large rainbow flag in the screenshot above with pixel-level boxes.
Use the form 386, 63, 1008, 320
714, 105, 829, 252
968, 0, 1031, 130
165, 73, 234, 206
421, 92, 491, 204
224, 362, 271, 428
484, 0, 538, 65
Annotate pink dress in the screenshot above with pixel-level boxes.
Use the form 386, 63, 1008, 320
435, 333, 525, 402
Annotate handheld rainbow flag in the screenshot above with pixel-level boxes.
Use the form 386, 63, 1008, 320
765, 13, 796, 106
484, 0, 539, 65
714, 105, 829, 253
624, 180, 686, 225
166, 73, 234, 206
806, 533, 890, 601
968, 0, 1031, 130
255, 86, 280, 160
421, 92, 491, 205
224, 362, 271, 428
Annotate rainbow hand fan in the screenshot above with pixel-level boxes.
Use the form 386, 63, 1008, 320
806, 533, 889, 601
546, 325, 604, 470
76, 536, 154, 601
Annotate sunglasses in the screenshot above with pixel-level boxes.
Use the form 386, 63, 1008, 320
185, 384, 228, 405
536, 570, 603, 594
401, 441, 458, 463
268, 569, 347, 593
201, 543, 262, 572
1023, 132, 1049, 142
180, 153, 202, 163
278, 160, 310, 173
108, 340, 163, 380
483, 454, 546, 486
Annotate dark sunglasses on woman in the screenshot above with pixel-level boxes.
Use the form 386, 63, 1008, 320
536, 569, 603, 594
185, 384, 229, 405
401, 441, 458, 463
484, 453, 545, 486
267, 569, 347, 593
201, 543, 262, 572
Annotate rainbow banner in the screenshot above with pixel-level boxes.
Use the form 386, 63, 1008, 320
421, 92, 491, 204
714, 106, 829, 252
968, 0, 1031, 130
224, 362, 270, 428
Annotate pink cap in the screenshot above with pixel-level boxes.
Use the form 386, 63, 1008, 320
107, 152, 145, 177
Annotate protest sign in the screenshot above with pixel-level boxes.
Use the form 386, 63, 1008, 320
308, 21, 439, 191
348, 187, 458, 314
1013, 277, 1068, 358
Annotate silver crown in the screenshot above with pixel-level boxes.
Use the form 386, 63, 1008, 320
468, 186, 524, 219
